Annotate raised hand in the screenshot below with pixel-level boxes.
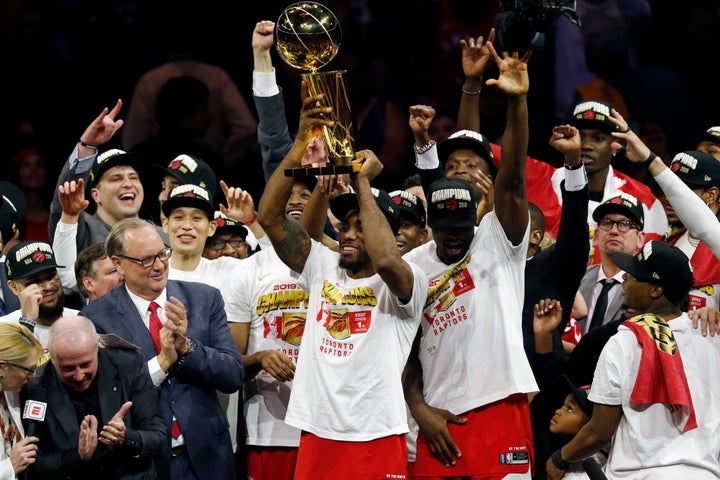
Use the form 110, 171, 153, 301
79, 99, 124, 148
99, 401, 133, 446
252, 20, 275, 53
408, 105, 436, 141
549, 125, 581, 156
252, 20, 275, 73
460, 29, 496, 82
297, 81, 334, 146
354, 150, 383, 182
533, 298, 563, 337
485, 43, 531, 98
219, 180, 256, 223
17, 284, 43, 320
57, 178, 90, 216
472, 169, 494, 224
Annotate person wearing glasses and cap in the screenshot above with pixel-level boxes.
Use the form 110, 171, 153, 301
547, 241, 720, 479
203, 212, 249, 260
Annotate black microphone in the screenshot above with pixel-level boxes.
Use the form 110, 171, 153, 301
582, 457, 607, 480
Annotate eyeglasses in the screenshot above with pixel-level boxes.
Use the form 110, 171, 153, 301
117, 248, 172, 268
597, 218, 638, 233
8, 362, 36, 375
207, 239, 247, 251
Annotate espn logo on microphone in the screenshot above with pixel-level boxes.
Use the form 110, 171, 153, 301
22, 400, 47, 421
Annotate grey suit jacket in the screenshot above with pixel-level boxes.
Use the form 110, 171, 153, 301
577, 264, 625, 334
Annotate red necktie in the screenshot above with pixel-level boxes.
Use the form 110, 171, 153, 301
148, 301, 162, 353
149, 302, 182, 439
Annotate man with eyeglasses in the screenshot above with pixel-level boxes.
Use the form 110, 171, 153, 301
566, 193, 646, 386
80, 217, 243, 480
577, 193, 646, 335
203, 212, 249, 260
1, 241, 78, 359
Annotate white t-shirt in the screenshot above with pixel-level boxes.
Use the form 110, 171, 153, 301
403, 211, 538, 414
590, 313, 720, 478
225, 247, 307, 447
284, 241, 428, 441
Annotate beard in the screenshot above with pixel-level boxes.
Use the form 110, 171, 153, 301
338, 249, 371, 274
39, 291, 65, 321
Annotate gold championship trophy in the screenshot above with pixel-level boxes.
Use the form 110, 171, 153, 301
276, 2, 356, 176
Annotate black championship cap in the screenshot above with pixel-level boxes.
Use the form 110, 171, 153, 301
156, 154, 217, 201
0, 181, 26, 244
437, 129, 498, 177
212, 211, 248, 238
568, 100, 617, 134
294, 175, 318, 192
161, 184, 214, 218
88, 149, 145, 190
5, 241, 63, 280
330, 188, 401, 234
561, 375, 594, 418
427, 177, 477, 229
389, 190, 426, 227
592, 193, 645, 230
669, 150, 720, 188
613, 241, 694, 300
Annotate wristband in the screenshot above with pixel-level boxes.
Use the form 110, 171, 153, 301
244, 212, 258, 226
19, 317, 36, 333
414, 139, 436, 155
641, 152, 657, 168
564, 162, 583, 170
461, 86, 482, 95
550, 448, 570, 470
62, 210, 80, 216
79, 140, 98, 150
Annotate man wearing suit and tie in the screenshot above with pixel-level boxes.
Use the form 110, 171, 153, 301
568, 193, 645, 385
80, 217, 243, 480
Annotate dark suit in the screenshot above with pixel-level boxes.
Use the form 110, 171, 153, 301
21, 347, 167, 479
523, 182, 589, 480
0, 261, 19, 315
577, 264, 625, 334
80, 280, 243, 480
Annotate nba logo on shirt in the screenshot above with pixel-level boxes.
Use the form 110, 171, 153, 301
23, 400, 47, 421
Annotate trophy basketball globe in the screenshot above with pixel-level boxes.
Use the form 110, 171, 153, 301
276, 2, 356, 176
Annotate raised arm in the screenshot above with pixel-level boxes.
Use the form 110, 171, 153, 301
257, 82, 334, 273
609, 109, 720, 257
486, 44, 531, 243
457, 29, 496, 132
251, 20, 294, 180
355, 151, 416, 301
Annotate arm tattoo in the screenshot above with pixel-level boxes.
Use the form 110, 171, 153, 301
275, 219, 312, 273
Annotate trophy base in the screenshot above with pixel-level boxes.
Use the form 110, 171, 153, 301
284, 163, 360, 177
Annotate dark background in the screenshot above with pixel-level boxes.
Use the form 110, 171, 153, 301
2, 0, 718, 204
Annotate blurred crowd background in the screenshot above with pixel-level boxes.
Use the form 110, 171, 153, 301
1, 0, 719, 205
